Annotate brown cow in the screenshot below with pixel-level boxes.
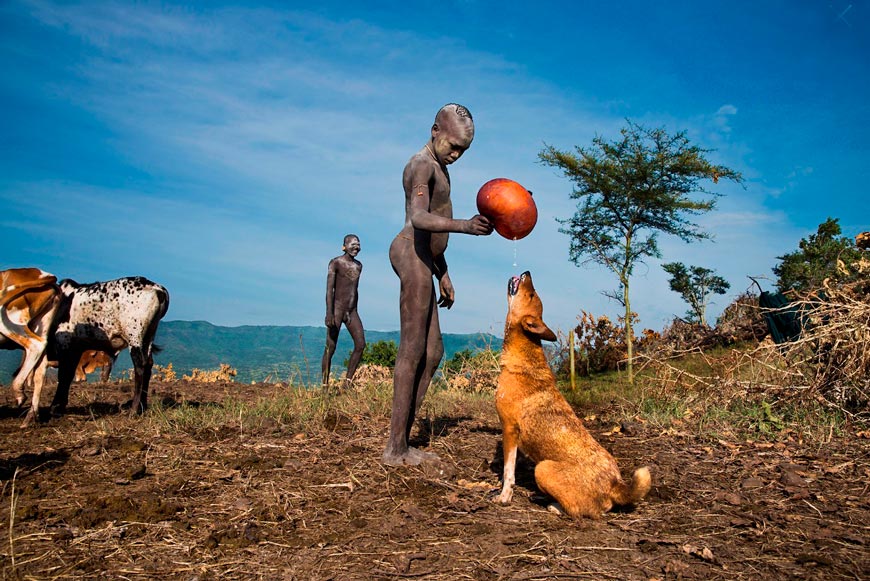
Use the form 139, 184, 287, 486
19, 349, 116, 384
0, 268, 61, 426
75, 350, 114, 382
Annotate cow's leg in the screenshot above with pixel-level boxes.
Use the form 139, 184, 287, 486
21, 354, 48, 428
74, 361, 87, 382
50, 351, 79, 416
100, 356, 115, 382
11, 341, 45, 408
129, 346, 152, 414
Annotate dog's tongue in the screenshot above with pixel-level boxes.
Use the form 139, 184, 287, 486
508, 276, 521, 296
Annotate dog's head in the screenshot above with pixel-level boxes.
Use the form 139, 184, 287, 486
507, 271, 557, 342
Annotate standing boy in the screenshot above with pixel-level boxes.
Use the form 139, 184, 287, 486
383, 104, 493, 466
322, 234, 365, 388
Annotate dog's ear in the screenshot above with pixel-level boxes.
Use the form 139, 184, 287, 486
522, 315, 557, 341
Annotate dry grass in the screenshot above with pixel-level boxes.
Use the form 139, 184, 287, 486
2, 345, 870, 581
1, 372, 868, 580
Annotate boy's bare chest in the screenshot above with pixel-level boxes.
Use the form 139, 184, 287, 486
428, 171, 452, 214
336, 260, 361, 282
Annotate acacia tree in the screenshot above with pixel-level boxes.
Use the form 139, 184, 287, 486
540, 121, 742, 382
774, 217, 861, 293
662, 262, 730, 327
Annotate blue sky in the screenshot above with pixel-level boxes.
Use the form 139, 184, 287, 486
2, 1, 867, 336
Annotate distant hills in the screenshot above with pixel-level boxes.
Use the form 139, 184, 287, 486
0, 320, 500, 385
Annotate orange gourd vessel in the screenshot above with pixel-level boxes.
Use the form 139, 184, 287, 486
476, 178, 537, 240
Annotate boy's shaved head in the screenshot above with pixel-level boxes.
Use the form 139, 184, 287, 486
435, 103, 474, 141
437, 103, 473, 121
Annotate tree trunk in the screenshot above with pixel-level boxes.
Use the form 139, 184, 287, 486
698, 279, 708, 327
624, 278, 634, 384
569, 330, 576, 391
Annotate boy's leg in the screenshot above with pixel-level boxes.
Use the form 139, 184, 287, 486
322, 324, 340, 386
344, 312, 365, 383
407, 299, 443, 439
384, 267, 437, 465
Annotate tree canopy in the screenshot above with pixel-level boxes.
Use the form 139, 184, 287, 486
774, 217, 862, 293
540, 120, 742, 381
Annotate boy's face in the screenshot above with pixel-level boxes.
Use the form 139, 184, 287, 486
344, 237, 361, 256
431, 116, 474, 165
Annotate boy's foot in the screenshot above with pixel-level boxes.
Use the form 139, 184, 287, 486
382, 446, 440, 466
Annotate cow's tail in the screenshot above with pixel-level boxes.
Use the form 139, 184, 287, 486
156, 286, 170, 321
143, 286, 169, 358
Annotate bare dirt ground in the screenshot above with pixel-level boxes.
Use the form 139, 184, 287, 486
0, 379, 868, 580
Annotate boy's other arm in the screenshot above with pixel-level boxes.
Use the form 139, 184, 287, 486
325, 261, 337, 326
434, 255, 455, 309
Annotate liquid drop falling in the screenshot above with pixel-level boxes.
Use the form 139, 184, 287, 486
512, 237, 518, 268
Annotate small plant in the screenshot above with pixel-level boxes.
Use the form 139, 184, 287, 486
350, 364, 393, 385
554, 311, 658, 378
182, 363, 237, 383
442, 349, 475, 375
152, 362, 176, 381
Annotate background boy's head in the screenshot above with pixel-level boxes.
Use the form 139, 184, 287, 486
343, 234, 360, 255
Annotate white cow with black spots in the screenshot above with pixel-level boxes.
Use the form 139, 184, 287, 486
51, 277, 169, 417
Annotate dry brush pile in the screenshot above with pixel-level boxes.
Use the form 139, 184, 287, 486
760, 277, 870, 413
637, 270, 870, 421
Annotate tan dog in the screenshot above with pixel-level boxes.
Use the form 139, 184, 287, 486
496, 272, 651, 519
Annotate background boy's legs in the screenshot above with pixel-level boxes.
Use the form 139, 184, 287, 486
344, 312, 365, 385
322, 323, 341, 386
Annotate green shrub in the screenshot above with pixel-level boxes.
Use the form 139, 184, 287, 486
356, 340, 398, 368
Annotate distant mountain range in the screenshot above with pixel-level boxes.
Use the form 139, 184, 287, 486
0, 320, 500, 385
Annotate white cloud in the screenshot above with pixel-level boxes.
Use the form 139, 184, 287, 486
712, 103, 738, 134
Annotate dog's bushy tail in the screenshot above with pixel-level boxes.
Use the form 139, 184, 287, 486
611, 467, 651, 506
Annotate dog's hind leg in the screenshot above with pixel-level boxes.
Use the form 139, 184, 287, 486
535, 460, 604, 519
497, 429, 520, 504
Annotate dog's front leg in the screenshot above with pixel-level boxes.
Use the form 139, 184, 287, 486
497, 430, 519, 504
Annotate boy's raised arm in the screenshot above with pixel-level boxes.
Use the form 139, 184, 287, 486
405, 162, 491, 235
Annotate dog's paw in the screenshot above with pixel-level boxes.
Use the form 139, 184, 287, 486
496, 490, 514, 505
547, 502, 565, 516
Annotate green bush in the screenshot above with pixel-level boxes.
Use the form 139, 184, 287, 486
442, 349, 475, 375
357, 340, 398, 368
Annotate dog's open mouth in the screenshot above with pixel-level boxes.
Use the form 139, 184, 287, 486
508, 272, 529, 296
